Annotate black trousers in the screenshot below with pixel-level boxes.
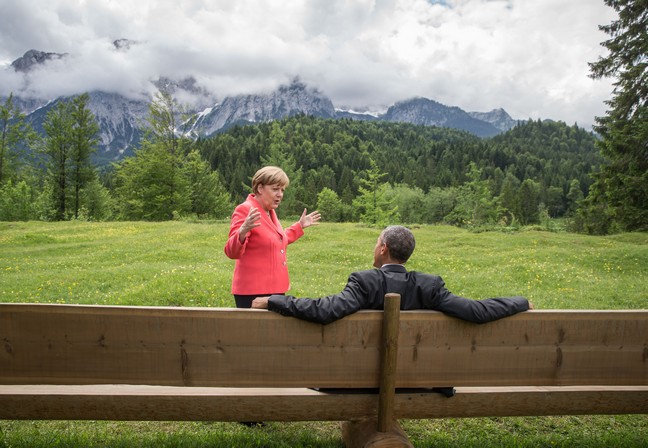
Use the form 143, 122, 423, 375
234, 293, 284, 309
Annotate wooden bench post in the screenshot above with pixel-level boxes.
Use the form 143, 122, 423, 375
342, 293, 413, 448
378, 292, 401, 431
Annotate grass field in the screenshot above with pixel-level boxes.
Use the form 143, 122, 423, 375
1, 220, 647, 447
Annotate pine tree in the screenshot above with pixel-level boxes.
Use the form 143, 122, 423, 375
499, 172, 521, 224
183, 150, 232, 219
115, 89, 234, 220
115, 143, 190, 220
566, 179, 584, 216
0, 94, 36, 185
352, 159, 399, 226
517, 179, 541, 225
583, 0, 648, 232
70, 93, 100, 219
42, 100, 75, 220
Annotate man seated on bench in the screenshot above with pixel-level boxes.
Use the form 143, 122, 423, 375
252, 225, 532, 324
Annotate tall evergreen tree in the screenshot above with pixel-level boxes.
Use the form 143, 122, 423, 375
583, 0, 647, 232
115, 90, 192, 221
0, 94, 36, 185
115, 89, 234, 220
183, 149, 232, 219
499, 171, 522, 224
517, 179, 541, 225
70, 93, 100, 219
566, 179, 584, 216
115, 143, 190, 220
352, 159, 399, 226
42, 101, 75, 220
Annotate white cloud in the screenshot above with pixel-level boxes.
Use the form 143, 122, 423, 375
0, 0, 617, 127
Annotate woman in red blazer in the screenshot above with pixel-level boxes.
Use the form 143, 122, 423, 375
224, 166, 321, 308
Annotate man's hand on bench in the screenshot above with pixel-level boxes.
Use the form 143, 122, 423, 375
252, 297, 270, 309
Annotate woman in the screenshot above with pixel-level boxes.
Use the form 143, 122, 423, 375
224, 166, 321, 308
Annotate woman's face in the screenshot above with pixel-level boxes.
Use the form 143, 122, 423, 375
256, 183, 285, 211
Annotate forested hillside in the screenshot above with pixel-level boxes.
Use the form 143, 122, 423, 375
197, 115, 602, 226
0, 92, 602, 229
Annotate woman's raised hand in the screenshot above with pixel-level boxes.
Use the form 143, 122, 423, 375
299, 209, 321, 229
238, 207, 262, 243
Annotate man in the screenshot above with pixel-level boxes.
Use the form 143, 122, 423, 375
252, 225, 532, 324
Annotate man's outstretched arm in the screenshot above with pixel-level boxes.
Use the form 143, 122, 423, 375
251, 275, 368, 324
433, 288, 532, 323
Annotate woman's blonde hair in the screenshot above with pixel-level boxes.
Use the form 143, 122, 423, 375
251, 166, 289, 194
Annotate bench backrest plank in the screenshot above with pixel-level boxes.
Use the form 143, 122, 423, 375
1, 304, 646, 388
396, 310, 648, 386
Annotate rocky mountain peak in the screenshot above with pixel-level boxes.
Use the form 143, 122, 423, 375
384, 97, 501, 137
11, 49, 68, 72
188, 78, 336, 137
468, 108, 519, 132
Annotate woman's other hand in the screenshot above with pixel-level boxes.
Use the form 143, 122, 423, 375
238, 207, 262, 243
299, 209, 321, 229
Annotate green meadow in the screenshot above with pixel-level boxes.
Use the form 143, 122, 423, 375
1, 221, 647, 447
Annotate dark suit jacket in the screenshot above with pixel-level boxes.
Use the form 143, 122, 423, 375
268, 264, 529, 324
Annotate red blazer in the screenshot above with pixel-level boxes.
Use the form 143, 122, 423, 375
224, 194, 304, 295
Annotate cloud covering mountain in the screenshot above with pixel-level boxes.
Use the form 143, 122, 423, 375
0, 0, 616, 129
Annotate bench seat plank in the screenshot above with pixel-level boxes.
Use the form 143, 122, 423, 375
2, 304, 646, 388
1, 385, 646, 421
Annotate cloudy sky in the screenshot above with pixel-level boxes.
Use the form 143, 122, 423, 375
0, 0, 616, 128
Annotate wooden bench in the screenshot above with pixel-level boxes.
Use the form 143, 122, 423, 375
1, 295, 647, 447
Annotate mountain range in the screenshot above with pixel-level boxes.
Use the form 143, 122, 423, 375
4, 48, 521, 164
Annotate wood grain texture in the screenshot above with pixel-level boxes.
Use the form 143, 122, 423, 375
1, 385, 646, 420
1, 304, 646, 388
342, 418, 413, 448
378, 293, 401, 432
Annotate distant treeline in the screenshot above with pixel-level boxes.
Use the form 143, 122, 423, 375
0, 90, 602, 229
196, 115, 602, 226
